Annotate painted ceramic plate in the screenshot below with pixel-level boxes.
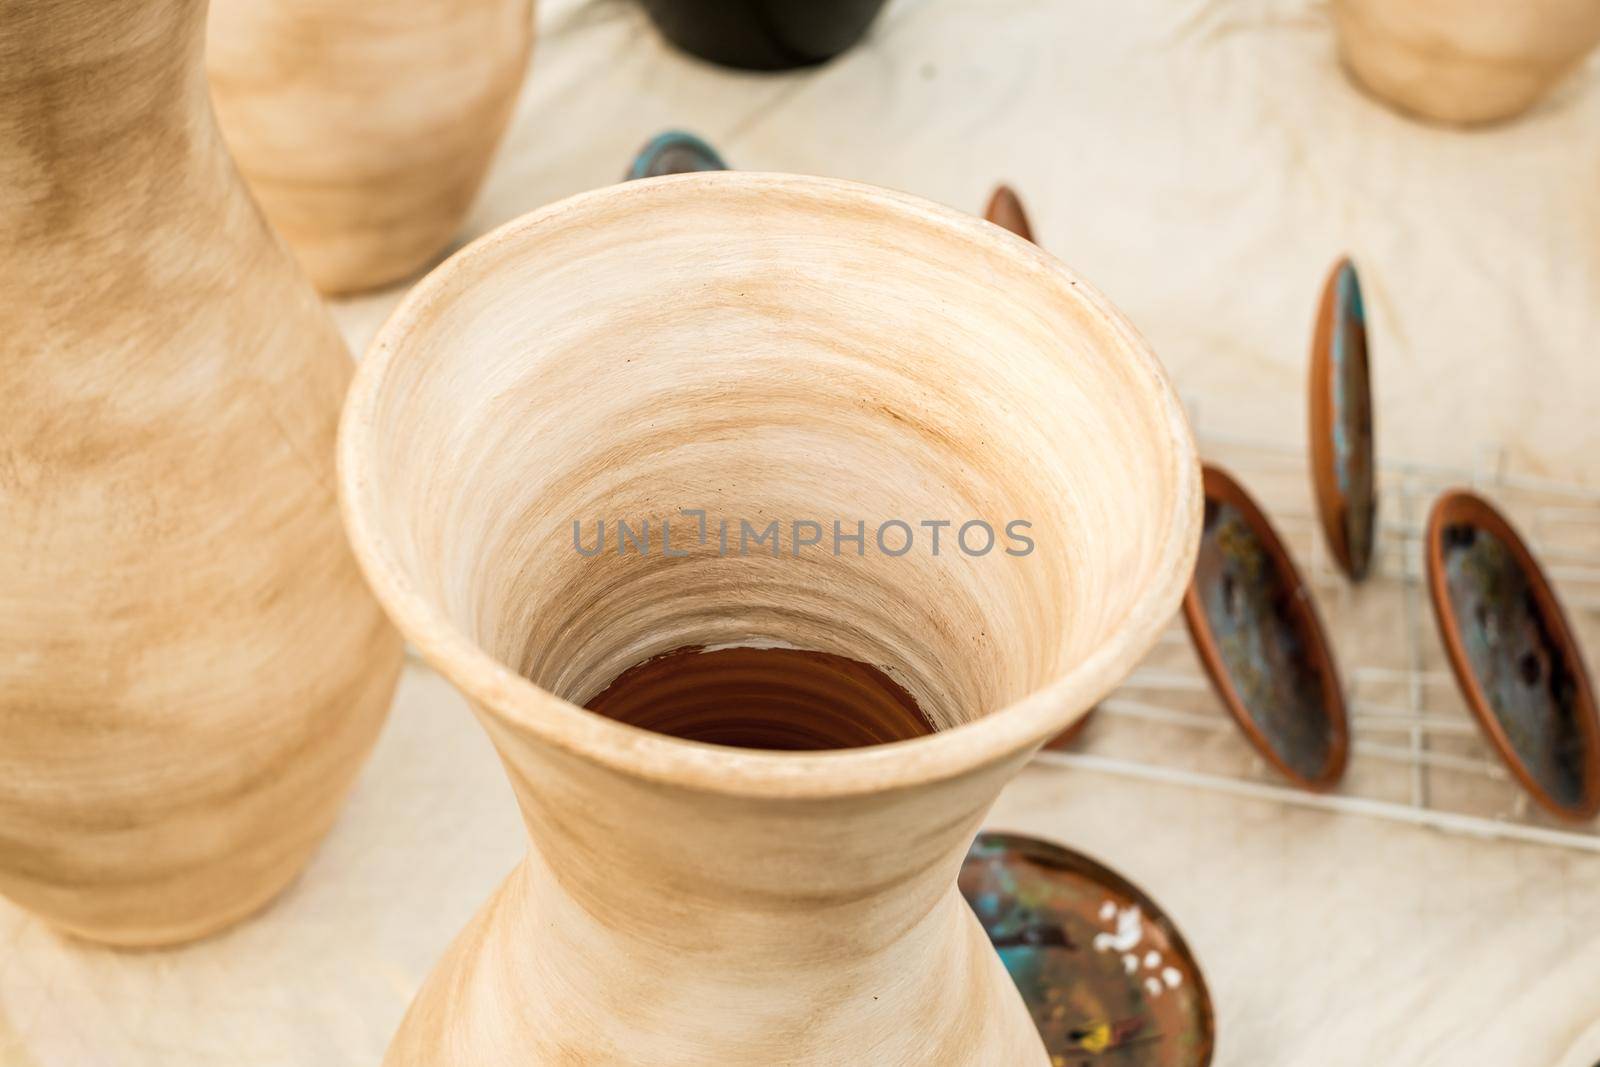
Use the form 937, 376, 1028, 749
1308, 256, 1376, 581
1183, 465, 1350, 790
1425, 490, 1600, 820
625, 130, 728, 180
961, 832, 1214, 1066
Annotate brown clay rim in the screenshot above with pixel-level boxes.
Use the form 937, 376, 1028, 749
338, 172, 1202, 800
1307, 255, 1371, 581
975, 830, 1216, 1067
1423, 489, 1600, 821
1182, 464, 1351, 791
983, 183, 1034, 243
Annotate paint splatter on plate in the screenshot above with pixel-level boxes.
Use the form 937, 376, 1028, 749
961, 832, 1214, 1066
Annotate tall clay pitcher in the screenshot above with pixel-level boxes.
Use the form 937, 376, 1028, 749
340, 173, 1201, 1064
0, 0, 402, 946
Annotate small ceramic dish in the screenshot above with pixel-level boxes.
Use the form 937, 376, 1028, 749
1183, 464, 1350, 790
1308, 256, 1377, 581
961, 831, 1215, 1066
983, 184, 1034, 242
1425, 489, 1600, 820
625, 130, 728, 180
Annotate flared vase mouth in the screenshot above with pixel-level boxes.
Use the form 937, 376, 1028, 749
338, 172, 1201, 799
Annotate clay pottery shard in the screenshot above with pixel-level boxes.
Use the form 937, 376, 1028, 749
1309, 256, 1376, 582
339, 172, 1201, 1065
1426, 490, 1600, 820
1183, 465, 1350, 790
640, 0, 890, 71
962, 832, 1215, 1067
984, 184, 1035, 243
626, 130, 728, 180
207, 0, 536, 294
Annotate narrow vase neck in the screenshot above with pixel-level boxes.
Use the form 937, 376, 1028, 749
481, 713, 1026, 958
1, 0, 220, 240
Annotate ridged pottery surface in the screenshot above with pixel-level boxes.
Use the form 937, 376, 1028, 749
1309, 257, 1376, 582
982, 182, 1088, 751
1184, 466, 1350, 790
339, 173, 1201, 1065
585, 646, 935, 749
640, 0, 889, 70
626, 130, 728, 180
0, 0, 402, 946
984, 184, 1035, 243
1425, 490, 1600, 820
961, 832, 1215, 1066
208, 0, 535, 294
1333, 0, 1600, 125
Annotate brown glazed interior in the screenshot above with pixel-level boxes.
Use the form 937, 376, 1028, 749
585, 645, 934, 750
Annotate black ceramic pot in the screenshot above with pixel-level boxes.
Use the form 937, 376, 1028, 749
640, 0, 890, 71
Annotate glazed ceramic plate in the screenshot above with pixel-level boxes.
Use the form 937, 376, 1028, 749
984, 184, 1035, 242
1425, 490, 1600, 820
1308, 256, 1376, 581
1183, 465, 1350, 789
625, 130, 728, 180
961, 832, 1214, 1066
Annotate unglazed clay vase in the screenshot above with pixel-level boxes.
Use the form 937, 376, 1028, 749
207, 0, 535, 293
340, 172, 1201, 1065
1333, 0, 1600, 125
0, 0, 402, 946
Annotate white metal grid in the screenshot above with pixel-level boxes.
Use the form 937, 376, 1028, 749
1037, 414, 1600, 852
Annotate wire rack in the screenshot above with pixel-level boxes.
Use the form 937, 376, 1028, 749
1036, 413, 1600, 852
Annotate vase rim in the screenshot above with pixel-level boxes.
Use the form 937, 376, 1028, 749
338, 171, 1201, 798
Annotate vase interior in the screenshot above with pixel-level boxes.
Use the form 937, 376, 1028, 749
355, 175, 1188, 745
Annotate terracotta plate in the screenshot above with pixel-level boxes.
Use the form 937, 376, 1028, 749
1183, 464, 1350, 789
625, 130, 728, 180
961, 832, 1214, 1066
1308, 256, 1377, 581
984, 184, 1035, 242
1425, 490, 1600, 820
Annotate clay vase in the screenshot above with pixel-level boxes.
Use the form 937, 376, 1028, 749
640, 0, 889, 71
340, 173, 1201, 1064
1333, 0, 1600, 125
207, 0, 535, 294
0, 0, 402, 946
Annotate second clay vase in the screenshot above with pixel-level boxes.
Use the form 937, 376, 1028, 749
1333, 0, 1600, 124
340, 173, 1201, 1064
1, 0, 402, 945
207, 0, 535, 293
